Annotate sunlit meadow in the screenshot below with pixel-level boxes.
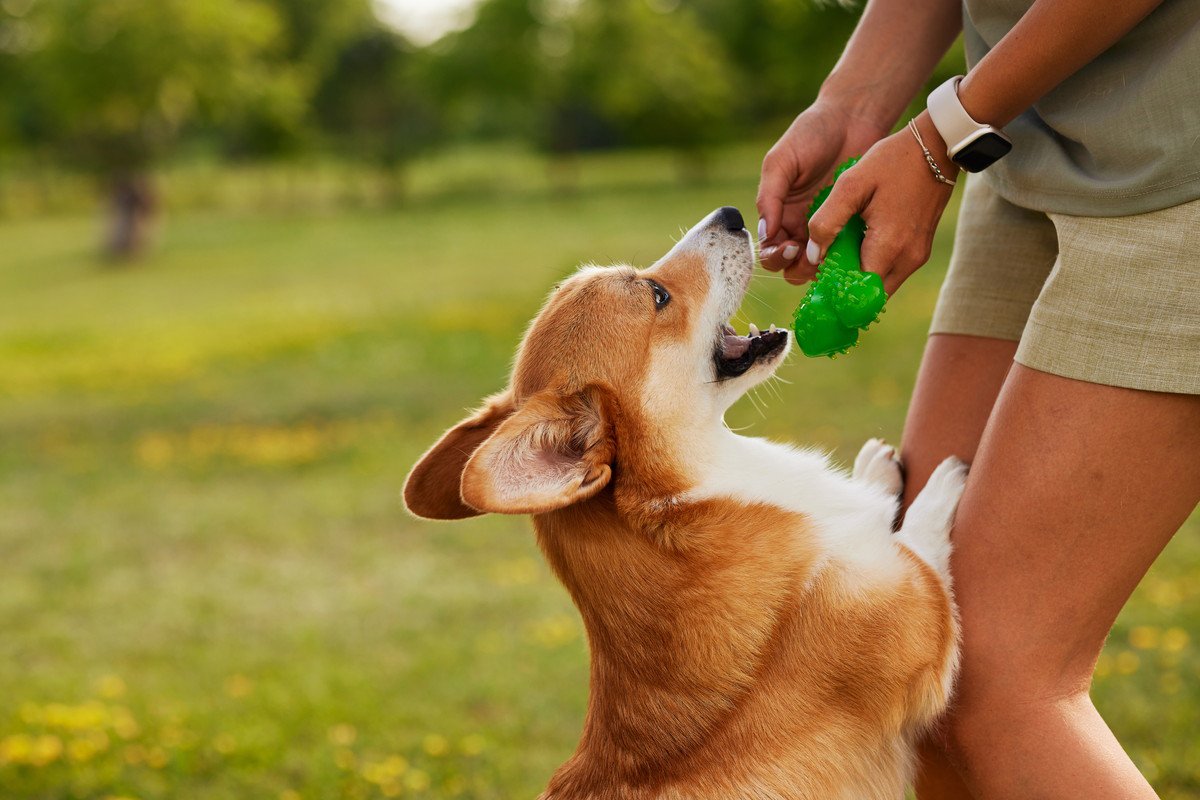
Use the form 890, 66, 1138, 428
1, 144, 1197, 799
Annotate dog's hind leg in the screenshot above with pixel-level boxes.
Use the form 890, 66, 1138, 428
853, 438, 904, 497
897, 457, 968, 577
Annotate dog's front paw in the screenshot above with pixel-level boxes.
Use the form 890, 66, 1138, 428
853, 438, 904, 496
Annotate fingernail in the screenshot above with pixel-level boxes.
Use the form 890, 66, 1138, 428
757, 219, 767, 241
806, 240, 822, 265
782, 244, 799, 262
760, 246, 776, 260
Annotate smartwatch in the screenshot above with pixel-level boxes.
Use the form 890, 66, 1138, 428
927, 76, 1013, 173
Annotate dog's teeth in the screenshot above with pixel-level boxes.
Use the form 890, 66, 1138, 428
769, 323, 777, 332
749, 323, 760, 337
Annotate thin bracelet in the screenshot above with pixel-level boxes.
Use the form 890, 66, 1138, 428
907, 118, 956, 187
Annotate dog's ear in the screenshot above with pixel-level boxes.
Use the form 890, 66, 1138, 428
460, 386, 614, 515
404, 391, 517, 520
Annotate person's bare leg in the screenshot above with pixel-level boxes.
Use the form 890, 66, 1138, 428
902, 333, 1018, 800
938, 365, 1200, 797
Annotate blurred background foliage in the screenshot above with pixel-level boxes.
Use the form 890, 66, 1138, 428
1, 2, 1197, 800
0, 0, 961, 256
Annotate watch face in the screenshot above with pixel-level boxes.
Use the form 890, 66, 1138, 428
952, 132, 1013, 173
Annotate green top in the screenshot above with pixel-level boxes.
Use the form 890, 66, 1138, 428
963, 0, 1200, 216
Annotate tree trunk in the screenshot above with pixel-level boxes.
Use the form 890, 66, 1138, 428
106, 173, 158, 260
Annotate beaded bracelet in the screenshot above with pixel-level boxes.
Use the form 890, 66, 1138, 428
907, 118, 956, 187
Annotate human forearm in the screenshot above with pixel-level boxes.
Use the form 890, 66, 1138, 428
819, 0, 962, 129
958, 0, 1164, 127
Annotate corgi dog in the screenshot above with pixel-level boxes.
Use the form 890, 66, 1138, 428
404, 206, 966, 799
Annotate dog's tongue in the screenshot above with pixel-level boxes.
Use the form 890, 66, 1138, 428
722, 334, 751, 359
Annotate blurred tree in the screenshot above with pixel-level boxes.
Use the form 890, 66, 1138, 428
546, 0, 736, 180
312, 28, 441, 201
425, 0, 548, 141
25, 0, 303, 258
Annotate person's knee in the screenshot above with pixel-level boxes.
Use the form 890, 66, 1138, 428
943, 642, 1094, 764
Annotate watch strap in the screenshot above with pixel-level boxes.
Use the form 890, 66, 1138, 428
927, 76, 983, 156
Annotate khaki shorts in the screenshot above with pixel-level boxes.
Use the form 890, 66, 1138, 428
931, 175, 1200, 394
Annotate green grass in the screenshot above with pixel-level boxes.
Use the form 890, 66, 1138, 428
0, 146, 1197, 799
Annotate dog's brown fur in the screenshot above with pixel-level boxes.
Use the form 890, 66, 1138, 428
406, 228, 958, 799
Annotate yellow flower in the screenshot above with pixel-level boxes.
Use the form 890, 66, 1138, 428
460, 733, 486, 756
405, 769, 431, 791
224, 674, 254, 698
146, 746, 169, 768
380, 782, 402, 798
327, 723, 357, 747
30, 734, 63, 766
333, 748, 356, 770
95, 674, 127, 699
136, 432, 174, 468
1128, 626, 1160, 650
68, 738, 99, 763
1115, 651, 1140, 675
528, 614, 580, 648
112, 707, 140, 740
0, 734, 33, 765
422, 733, 449, 757
1162, 627, 1189, 653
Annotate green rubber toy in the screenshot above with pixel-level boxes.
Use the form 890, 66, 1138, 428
791, 157, 887, 358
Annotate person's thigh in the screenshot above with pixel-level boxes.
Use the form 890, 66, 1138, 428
943, 364, 1200, 797
901, 333, 1018, 508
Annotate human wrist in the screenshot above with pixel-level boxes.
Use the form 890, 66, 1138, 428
816, 74, 904, 134
911, 111, 960, 183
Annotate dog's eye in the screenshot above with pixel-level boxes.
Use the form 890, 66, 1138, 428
648, 280, 670, 310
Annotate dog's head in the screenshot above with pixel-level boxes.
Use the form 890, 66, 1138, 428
404, 206, 788, 519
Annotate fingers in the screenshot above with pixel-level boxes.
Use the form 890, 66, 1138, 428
755, 150, 793, 243
760, 240, 801, 272
860, 227, 933, 296
805, 170, 872, 266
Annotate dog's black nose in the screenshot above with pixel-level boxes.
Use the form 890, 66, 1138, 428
714, 206, 744, 232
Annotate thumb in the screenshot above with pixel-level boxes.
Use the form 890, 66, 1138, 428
804, 173, 871, 264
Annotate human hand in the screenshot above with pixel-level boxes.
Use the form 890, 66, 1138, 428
756, 101, 890, 284
805, 112, 957, 296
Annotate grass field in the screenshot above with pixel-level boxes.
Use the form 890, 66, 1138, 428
1, 146, 1198, 799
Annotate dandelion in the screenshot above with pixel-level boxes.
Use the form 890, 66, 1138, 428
422, 733, 449, 757
0, 734, 33, 765
491, 557, 539, 587
1162, 627, 1189, 653
146, 746, 169, 768
327, 723, 357, 747
528, 614, 580, 648
460, 733, 486, 756
29, 734, 63, 766
380, 782, 402, 798
18, 703, 42, 725
96, 674, 127, 699
112, 707, 140, 739
1129, 626, 1160, 650
124, 744, 147, 765
1115, 651, 1140, 675
405, 769, 431, 792
333, 748, 357, 770
224, 674, 254, 698
68, 737, 99, 763
136, 432, 174, 468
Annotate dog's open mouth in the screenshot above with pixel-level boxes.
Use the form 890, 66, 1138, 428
714, 322, 788, 379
